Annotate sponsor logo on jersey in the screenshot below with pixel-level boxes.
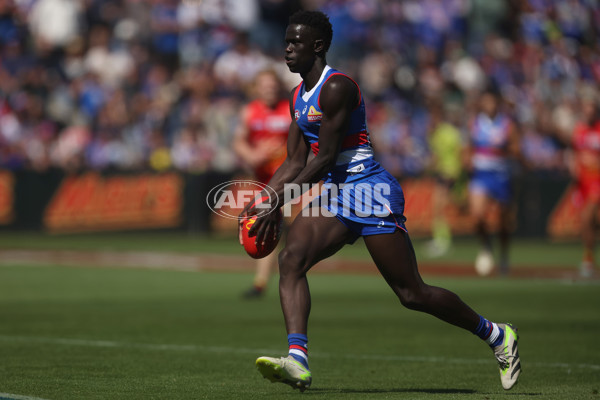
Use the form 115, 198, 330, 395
307, 106, 323, 122
346, 163, 365, 174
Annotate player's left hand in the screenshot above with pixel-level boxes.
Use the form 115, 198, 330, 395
238, 194, 278, 245
247, 206, 281, 246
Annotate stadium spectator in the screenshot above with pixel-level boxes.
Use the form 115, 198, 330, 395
0, 0, 596, 184
171, 122, 216, 173
150, 0, 180, 71
28, 0, 82, 51
213, 32, 270, 93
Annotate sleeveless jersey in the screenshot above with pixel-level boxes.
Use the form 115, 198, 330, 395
292, 66, 375, 182
245, 99, 290, 182
290, 66, 407, 237
470, 113, 512, 173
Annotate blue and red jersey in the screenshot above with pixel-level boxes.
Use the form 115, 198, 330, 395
292, 66, 375, 182
468, 112, 514, 203
470, 113, 512, 173
290, 66, 407, 238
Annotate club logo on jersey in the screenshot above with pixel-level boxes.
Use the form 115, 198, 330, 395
295, 109, 300, 121
307, 106, 323, 122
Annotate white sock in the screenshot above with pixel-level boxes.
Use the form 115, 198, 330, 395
485, 322, 501, 346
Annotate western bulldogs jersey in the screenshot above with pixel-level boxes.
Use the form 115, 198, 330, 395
292, 66, 375, 183
470, 113, 512, 173
290, 66, 408, 239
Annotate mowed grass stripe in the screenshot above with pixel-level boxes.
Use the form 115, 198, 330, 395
0, 394, 51, 400
0, 231, 589, 268
1, 334, 598, 371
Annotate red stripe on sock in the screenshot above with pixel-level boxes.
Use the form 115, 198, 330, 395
483, 324, 493, 339
289, 345, 307, 353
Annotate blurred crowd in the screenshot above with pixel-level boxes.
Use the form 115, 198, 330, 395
0, 0, 598, 177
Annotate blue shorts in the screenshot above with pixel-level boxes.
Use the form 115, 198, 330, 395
469, 170, 512, 204
319, 162, 407, 243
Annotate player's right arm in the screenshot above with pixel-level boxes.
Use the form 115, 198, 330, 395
238, 88, 309, 244
240, 87, 309, 216
266, 121, 309, 193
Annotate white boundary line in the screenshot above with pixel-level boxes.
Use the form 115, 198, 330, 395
1, 334, 598, 371
0, 393, 51, 400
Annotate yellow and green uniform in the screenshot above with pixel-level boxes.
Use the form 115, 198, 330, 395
428, 122, 463, 182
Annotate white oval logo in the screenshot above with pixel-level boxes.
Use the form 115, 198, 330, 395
206, 180, 278, 220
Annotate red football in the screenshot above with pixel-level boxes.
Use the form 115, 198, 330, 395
240, 210, 283, 259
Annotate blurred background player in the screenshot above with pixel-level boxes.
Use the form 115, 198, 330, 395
233, 69, 290, 298
570, 86, 600, 278
426, 101, 465, 257
466, 86, 521, 276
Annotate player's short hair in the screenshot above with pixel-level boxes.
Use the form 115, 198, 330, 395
288, 10, 333, 54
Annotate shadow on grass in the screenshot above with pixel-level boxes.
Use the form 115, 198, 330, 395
306, 388, 476, 395
303, 388, 544, 396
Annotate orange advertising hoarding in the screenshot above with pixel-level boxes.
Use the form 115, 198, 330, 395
44, 172, 183, 233
0, 170, 14, 225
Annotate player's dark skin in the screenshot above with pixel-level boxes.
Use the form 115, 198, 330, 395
242, 23, 481, 336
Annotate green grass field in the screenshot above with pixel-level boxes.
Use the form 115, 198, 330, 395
0, 232, 599, 399
0, 231, 590, 268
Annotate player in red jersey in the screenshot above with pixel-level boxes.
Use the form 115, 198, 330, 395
571, 89, 600, 277
233, 69, 290, 298
241, 11, 520, 392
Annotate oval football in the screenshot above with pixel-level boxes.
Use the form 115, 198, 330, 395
240, 210, 283, 259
